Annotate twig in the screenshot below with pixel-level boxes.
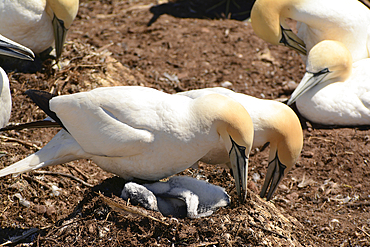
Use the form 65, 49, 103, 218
32, 170, 94, 188
308, 136, 335, 143
248, 222, 288, 240
191, 241, 219, 247
346, 201, 370, 207
0, 135, 41, 150
357, 227, 370, 238
44, 217, 89, 237
318, 201, 326, 211
66, 164, 90, 180
23, 174, 52, 190
97, 193, 169, 226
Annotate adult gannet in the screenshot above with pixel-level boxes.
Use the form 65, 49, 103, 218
0, 86, 254, 198
0, 0, 79, 58
250, 0, 370, 62
287, 40, 370, 125
0, 34, 35, 127
179, 88, 303, 201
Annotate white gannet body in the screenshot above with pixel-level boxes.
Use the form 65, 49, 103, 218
0, 0, 79, 58
288, 40, 370, 125
251, 0, 370, 62
0, 34, 34, 127
0, 86, 254, 198
179, 88, 303, 200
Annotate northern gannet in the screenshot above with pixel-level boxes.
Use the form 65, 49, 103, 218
287, 40, 370, 125
0, 34, 35, 127
0, 86, 254, 199
250, 0, 370, 62
0, 0, 79, 58
179, 88, 303, 201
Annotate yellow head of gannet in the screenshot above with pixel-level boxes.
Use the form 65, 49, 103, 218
251, 0, 370, 62
194, 93, 254, 199
251, 0, 306, 55
178, 87, 303, 201
0, 34, 34, 127
259, 104, 303, 200
46, 0, 79, 58
0, 87, 254, 200
287, 40, 352, 106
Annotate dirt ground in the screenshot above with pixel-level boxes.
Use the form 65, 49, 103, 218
0, 0, 370, 246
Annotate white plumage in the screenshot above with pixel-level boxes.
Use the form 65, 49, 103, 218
251, 0, 370, 62
288, 40, 370, 125
0, 34, 34, 128
0, 86, 254, 198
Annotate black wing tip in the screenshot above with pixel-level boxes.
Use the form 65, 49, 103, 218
0, 121, 62, 132
24, 89, 68, 131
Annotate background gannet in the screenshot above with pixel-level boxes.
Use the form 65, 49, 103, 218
179, 87, 303, 201
0, 0, 79, 58
251, 0, 370, 62
0, 34, 34, 127
0, 86, 254, 199
287, 40, 370, 125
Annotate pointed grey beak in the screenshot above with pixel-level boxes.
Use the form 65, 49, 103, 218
229, 137, 248, 201
280, 26, 306, 55
52, 15, 68, 59
0, 35, 35, 61
287, 69, 329, 105
260, 154, 286, 201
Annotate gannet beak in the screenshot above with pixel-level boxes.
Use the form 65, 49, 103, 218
229, 137, 248, 200
287, 69, 329, 105
0, 35, 35, 61
52, 15, 68, 59
260, 154, 286, 201
280, 26, 306, 55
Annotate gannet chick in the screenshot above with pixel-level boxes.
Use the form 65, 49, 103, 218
0, 86, 254, 199
0, 34, 35, 127
179, 88, 303, 200
121, 176, 230, 218
251, 0, 370, 62
287, 40, 370, 125
0, 0, 79, 58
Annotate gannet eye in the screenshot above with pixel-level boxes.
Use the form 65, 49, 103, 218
312, 68, 330, 77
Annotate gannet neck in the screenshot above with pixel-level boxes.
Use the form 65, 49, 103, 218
192, 94, 254, 155
269, 107, 303, 173
46, 0, 79, 28
251, 0, 286, 46
251, 0, 305, 54
193, 94, 254, 199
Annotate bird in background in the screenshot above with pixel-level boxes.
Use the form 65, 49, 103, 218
287, 40, 370, 125
179, 87, 303, 201
0, 34, 35, 128
0, 0, 79, 59
0, 86, 254, 199
251, 0, 370, 62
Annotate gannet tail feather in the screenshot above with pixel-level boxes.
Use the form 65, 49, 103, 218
25, 90, 66, 130
0, 130, 87, 177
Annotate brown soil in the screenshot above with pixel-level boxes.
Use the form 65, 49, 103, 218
0, 0, 370, 246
